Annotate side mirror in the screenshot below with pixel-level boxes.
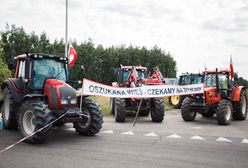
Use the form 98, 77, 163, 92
81, 65, 85, 73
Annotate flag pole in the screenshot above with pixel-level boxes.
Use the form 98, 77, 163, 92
65, 0, 68, 58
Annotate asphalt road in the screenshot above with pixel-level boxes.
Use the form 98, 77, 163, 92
0, 109, 248, 168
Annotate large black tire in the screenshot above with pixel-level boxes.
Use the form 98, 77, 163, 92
181, 97, 196, 121
110, 98, 115, 115
1, 87, 18, 129
232, 90, 247, 120
216, 100, 233, 125
151, 98, 164, 122
114, 98, 126, 122
201, 107, 215, 118
169, 96, 183, 109
74, 98, 103, 136
19, 100, 52, 144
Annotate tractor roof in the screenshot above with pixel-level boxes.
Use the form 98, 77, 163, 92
120, 65, 147, 70
14, 53, 68, 61
203, 68, 231, 74
180, 73, 202, 77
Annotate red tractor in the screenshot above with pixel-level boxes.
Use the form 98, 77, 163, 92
181, 68, 247, 125
0, 53, 103, 143
110, 65, 165, 122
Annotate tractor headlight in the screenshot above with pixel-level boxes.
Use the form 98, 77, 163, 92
61, 99, 69, 105
70, 98, 77, 104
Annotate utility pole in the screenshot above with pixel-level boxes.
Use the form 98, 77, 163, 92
65, 0, 68, 58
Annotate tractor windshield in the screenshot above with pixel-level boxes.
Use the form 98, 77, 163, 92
180, 75, 201, 85
122, 69, 147, 82
33, 58, 66, 88
204, 74, 227, 89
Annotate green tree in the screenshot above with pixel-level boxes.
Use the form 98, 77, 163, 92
0, 39, 12, 87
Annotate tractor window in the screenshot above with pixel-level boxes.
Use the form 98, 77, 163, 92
218, 74, 228, 90
18, 60, 25, 78
122, 70, 131, 82
204, 74, 216, 88
180, 76, 191, 85
32, 58, 66, 88
136, 70, 147, 79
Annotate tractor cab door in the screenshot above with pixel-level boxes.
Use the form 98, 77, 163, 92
218, 73, 230, 98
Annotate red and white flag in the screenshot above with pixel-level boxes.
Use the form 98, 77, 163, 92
230, 56, 234, 79
68, 43, 77, 67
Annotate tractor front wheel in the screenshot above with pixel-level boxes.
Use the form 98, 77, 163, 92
232, 90, 247, 120
19, 100, 52, 144
1, 88, 18, 129
74, 98, 103, 136
151, 98, 165, 122
216, 100, 233, 125
181, 97, 196, 121
114, 98, 126, 122
169, 96, 183, 109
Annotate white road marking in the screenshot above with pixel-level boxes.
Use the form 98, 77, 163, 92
101, 130, 114, 134
242, 139, 248, 144
167, 134, 181, 139
216, 137, 232, 143
65, 128, 75, 131
193, 127, 202, 130
121, 131, 134, 135
145, 132, 158, 137
190, 135, 205, 140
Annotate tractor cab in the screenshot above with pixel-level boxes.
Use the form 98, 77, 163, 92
13, 53, 68, 94
203, 68, 234, 101
117, 65, 147, 86
178, 73, 202, 85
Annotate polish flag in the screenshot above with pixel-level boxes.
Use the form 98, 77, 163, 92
68, 44, 77, 67
230, 56, 234, 79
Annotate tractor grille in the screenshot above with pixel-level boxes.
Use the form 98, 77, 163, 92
59, 86, 77, 106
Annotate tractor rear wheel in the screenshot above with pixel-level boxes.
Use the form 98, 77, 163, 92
114, 98, 126, 122
216, 100, 233, 125
74, 98, 103, 136
232, 90, 247, 120
19, 100, 52, 144
1, 87, 18, 129
151, 98, 164, 122
169, 96, 183, 109
110, 98, 115, 115
181, 97, 196, 121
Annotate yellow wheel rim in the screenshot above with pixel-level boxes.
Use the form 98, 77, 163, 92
171, 96, 180, 105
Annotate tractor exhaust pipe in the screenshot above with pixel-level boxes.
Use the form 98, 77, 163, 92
216, 68, 219, 92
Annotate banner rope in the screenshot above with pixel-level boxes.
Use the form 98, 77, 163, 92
0, 109, 78, 155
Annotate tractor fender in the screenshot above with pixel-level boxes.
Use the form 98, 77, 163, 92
112, 82, 119, 87
232, 86, 246, 102
1, 78, 24, 103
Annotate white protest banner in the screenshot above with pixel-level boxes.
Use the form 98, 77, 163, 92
82, 78, 204, 98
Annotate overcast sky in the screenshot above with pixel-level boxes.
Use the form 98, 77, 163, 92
0, 0, 248, 79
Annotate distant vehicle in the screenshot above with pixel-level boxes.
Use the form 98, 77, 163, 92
110, 65, 165, 122
169, 73, 202, 108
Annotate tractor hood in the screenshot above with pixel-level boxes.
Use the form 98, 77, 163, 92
44, 79, 77, 109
